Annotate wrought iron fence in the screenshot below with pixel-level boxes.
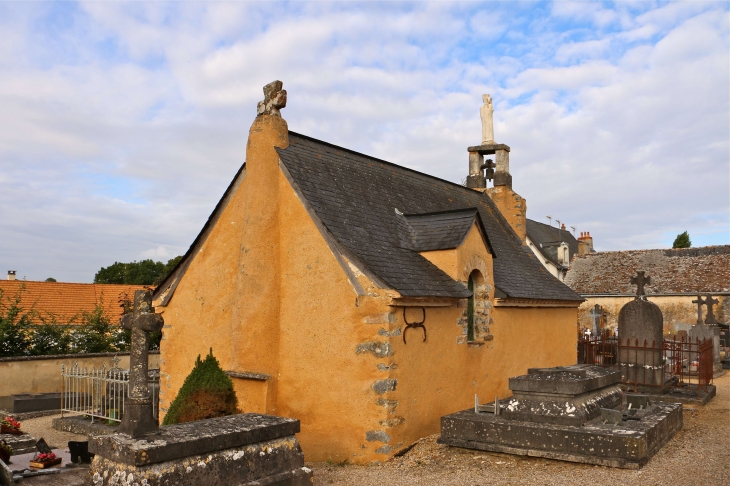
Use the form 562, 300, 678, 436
60, 363, 159, 423
577, 333, 714, 397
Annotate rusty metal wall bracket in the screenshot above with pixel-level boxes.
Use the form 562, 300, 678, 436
403, 307, 427, 344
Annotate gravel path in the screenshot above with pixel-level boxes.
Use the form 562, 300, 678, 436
15, 414, 86, 450
309, 373, 730, 485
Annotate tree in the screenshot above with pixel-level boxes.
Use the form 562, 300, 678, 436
94, 256, 183, 286
162, 349, 239, 425
0, 287, 34, 357
45, 278, 57, 282
672, 231, 691, 249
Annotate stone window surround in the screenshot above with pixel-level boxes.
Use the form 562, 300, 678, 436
457, 255, 493, 345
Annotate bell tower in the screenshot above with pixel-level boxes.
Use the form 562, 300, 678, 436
467, 94, 527, 243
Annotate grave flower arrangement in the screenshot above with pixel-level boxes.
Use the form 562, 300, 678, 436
30, 452, 61, 468
0, 440, 12, 464
0, 417, 22, 435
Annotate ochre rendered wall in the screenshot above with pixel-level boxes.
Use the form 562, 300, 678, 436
578, 295, 728, 335
157, 115, 289, 419
276, 174, 389, 463
486, 186, 526, 243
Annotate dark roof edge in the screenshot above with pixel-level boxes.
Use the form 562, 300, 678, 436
153, 162, 247, 304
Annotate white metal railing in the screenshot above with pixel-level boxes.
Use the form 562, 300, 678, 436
60, 362, 159, 423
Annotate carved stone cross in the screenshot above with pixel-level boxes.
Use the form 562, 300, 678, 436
692, 295, 706, 325
630, 271, 650, 299
704, 295, 719, 325
119, 289, 164, 438
257, 80, 287, 117
589, 304, 603, 335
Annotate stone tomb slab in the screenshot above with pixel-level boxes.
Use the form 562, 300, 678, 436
502, 366, 623, 426
88, 413, 313, 486
439, 400, 683, 469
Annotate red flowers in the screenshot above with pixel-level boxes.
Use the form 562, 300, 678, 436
36, 452, 57, 463
0, 417, 20, 430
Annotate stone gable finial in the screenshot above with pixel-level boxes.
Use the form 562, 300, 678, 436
257, 80, 287, 117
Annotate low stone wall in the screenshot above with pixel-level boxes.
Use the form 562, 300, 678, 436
0, 352, 160, 397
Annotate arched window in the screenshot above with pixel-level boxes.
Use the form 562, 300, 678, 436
467, 270, 483, 342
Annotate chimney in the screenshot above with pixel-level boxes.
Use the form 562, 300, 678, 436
561, 223, 566, 230
577, 232, 594, 254
7, 270, 16, 280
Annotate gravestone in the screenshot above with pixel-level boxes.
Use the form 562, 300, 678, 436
89, 289, 312, 485
618, 271, 665, 387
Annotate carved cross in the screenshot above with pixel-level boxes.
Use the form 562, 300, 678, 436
705, 295, 719, 325
119, 289, 164, 437
589, 304, 603, 335
630, 271, 650, 299
257, 80, 287, 117
692, 295, 706, 325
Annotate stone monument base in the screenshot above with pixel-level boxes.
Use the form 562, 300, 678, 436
89, 414, 313, 486
439, 401, 682, 469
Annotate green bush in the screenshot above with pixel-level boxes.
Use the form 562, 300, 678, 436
162, 349, 239, 426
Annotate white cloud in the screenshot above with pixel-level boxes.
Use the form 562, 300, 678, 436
0, 1, 727, 282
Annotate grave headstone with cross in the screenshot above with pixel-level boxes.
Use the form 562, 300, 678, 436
704, 295, 720, 325
692, 295, 706, 325
119, 289, 164, 438
618, 271, 665, 387
589, 304, 607, 336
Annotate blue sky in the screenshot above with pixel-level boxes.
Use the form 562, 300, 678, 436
0, 1, 728, 282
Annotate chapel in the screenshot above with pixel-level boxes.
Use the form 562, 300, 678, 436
152, 81, 583, 462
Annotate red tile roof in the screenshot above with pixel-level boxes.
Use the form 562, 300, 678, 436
565, 245, 730, 295
0, 280, 148, 324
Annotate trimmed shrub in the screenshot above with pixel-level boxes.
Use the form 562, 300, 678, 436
162, 349, 239, 426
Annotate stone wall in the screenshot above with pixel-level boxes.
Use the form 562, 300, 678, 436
0, 352, 160, 397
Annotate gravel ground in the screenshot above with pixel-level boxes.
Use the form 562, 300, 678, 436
12, 373, 729, 485
13, 414, 86, 450
310, 373, 730, 485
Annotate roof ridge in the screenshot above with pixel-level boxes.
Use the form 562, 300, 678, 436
288, 131, 476, 194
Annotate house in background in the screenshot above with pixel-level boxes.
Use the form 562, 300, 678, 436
525, 220, 593, 281
564, 245, 730, 335
0, 276, 145, 324
152, 82, 583, 463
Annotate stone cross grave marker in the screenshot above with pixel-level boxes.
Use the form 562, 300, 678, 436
630, 270, 650, 299
119, 289, 164, 438
589, 304, 605, 336
692, 295, 707, 325
618, 271, 665, 387
704, 295, 719, 325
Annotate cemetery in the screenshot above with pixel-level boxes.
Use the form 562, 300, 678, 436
0, 86, 725, 485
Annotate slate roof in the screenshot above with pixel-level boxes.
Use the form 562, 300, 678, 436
564, 246, 730, 295
0, 280, 146, 324
526, 219, 579, 268
277, 132, 582, 301
395, 208, 491, 253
